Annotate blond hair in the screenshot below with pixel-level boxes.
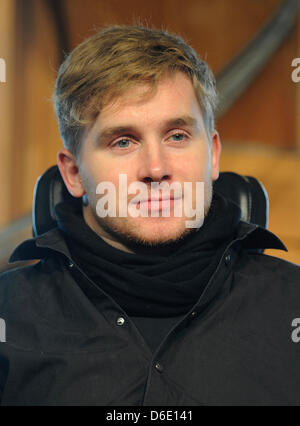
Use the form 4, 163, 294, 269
53, 25, 218, 158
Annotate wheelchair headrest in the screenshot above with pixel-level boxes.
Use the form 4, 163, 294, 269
32, 165, 269, 237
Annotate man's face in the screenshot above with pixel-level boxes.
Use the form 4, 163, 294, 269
64, 72, 221, 250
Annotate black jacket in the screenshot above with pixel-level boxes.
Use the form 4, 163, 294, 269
0, 221, 300, 406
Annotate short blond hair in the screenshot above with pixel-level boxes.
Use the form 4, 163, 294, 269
53, 25, 218, 158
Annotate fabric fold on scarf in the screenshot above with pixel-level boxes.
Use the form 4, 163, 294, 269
55, 191, 241, 317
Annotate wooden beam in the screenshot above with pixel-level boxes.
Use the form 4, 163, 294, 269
0, 0, 16, 227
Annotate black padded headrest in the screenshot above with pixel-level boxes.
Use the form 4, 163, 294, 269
32, 166, 269, 237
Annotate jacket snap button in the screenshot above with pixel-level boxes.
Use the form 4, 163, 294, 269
117, 317, 125, 326
155, 362, 164, 373
68, 261, 74, 268
224, 253, 231, 265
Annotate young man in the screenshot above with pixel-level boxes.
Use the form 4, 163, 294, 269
0, 25, 300, 406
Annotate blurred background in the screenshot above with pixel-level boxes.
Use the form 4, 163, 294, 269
0, 0, 300, 270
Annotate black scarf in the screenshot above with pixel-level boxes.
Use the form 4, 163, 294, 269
55, 191, 241, 317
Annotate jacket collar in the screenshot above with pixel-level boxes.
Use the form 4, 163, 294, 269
9, 228, 71, 263
8, 221, 287, 264
235, 221, 287, 251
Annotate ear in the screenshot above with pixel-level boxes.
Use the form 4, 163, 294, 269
57, 148, 85, 198
210, 129, 222, 181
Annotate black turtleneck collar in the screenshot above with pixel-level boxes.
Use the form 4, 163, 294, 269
54, 191, 241, 317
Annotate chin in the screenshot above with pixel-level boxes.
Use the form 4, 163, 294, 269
113, 217, 195, 247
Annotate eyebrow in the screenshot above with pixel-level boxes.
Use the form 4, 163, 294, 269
94, 115, 199, 145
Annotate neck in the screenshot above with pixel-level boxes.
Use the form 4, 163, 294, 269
82, 205, 135, 254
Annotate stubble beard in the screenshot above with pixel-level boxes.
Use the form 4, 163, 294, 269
84, 180, 213, 250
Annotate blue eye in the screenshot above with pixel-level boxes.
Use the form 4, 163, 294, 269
171, 133, 186, 142
114, 139, 131, 148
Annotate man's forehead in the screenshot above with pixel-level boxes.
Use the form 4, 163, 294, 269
100, 71, 198, 113
86, 72, 205, 140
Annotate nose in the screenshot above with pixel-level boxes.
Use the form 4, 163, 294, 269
136, 141, 172, 184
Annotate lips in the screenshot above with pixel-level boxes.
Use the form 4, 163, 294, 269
132, 196, 182, 204
136, 197, 182, 213
138, 197, 176, 204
